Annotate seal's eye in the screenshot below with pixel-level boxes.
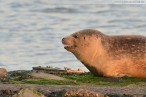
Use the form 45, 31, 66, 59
73, 35, 78, 38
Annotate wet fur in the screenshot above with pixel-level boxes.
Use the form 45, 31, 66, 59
62, 29, 146, 78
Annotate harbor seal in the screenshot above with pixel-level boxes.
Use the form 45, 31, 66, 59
62, 29, 146, 78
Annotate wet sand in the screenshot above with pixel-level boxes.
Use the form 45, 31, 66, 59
0, 84, 146, 96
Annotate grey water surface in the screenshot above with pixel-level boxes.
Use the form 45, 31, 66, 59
0, 0, 146, 71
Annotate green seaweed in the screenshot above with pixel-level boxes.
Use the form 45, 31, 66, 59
32, 89, 44, 96
8, 74, 146, 86
62, 74, 146, 86
20, 79, 78, 85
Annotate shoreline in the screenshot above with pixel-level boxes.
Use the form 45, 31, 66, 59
1, 68, 146, 96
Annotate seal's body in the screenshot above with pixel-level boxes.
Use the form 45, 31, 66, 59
62, 29, 146, 78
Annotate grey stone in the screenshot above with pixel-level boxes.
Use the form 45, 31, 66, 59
12, 88, 45, 97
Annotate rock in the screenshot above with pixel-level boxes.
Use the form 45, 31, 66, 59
30, 72, 66, 80
12, 88, 45, 97
8, 70, 32, 81
64, 89, 104, 97
0, 90, 18, 96
0, 68, 8, 81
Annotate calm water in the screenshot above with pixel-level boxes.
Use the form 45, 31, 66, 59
0, 0, 146, 71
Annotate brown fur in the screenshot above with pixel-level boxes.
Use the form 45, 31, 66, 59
62, 29, 146, 78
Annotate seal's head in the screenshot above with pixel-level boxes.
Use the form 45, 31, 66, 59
62, 29, 107, 67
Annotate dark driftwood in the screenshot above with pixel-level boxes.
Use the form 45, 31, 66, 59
32, 66, 86, 75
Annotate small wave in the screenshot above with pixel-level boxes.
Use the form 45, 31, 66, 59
31, 7, 79, 13
108, 19, 143, 23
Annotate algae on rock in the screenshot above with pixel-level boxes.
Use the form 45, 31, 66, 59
12, 88, 45, 97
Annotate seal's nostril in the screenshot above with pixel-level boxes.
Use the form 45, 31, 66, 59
62, 38, 65, 42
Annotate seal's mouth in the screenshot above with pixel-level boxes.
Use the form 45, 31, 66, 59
63, 44, 76, 50
62, 37, 76, 52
